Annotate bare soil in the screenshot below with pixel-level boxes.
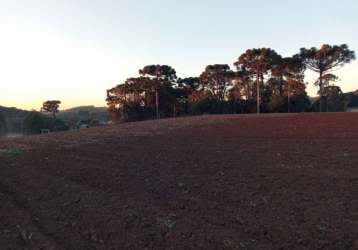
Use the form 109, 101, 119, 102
1, 113, 358, 250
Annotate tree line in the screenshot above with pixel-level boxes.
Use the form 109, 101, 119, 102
106, 44, 355, 123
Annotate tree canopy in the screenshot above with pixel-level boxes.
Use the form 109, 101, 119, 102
139, 65, 177, 81
300, 44, 355, 74
300, 44, 355, 111
41, 100, 61, 119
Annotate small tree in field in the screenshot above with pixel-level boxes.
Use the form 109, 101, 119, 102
41, 100, 61, 119
23, 111, 53, 134
299, 44, 355, 112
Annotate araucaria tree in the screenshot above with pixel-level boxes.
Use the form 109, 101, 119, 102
106, 77, 154, 123
234, 48, 280, 113
199, 64, 235, 101
268, 56, 307, 112
106, 65, 178, 122
106, 82, 129, 123
139, 65, 177, 119
41, 100, 61, 119
299, 44, 355, 112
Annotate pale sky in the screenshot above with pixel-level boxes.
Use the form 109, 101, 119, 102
0, 0, 357, 110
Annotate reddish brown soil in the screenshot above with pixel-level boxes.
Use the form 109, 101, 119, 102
1, 113, 358, 250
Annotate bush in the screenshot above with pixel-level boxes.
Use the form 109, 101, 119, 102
0, 113, 7, 135
123, 103, 156, 122
189, 98, 233, 115
23, 112, 53, 134
266, 95, 286, 113
23, 112, 69, 134
289, 95, 312, 112
52, 118, 70, 132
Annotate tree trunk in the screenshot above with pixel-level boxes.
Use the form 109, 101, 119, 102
319, 72, 323, 112
287, 82, 290, 113
123, 85, 127, 121
246, 84, 250, 100
122, 102, 126, 122
156, 89, 160, 119
256, 72, 260, 114
232, 98, 236, 114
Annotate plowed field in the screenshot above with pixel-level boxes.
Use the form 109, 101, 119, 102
1, 113, 358, 250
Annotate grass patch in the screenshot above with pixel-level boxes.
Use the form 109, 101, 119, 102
157, 218, 177, 230
0, 148, 24, 158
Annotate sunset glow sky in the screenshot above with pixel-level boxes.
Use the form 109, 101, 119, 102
0, 0, 357, 110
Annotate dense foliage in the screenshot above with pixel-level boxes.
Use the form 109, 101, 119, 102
23, 111, 69, 134
0, 112, 7, 135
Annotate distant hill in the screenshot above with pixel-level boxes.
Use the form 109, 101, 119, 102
309, 96, 319, 104
309, 90, 358, 110
61, 106, 107, 113
58, 106, 109, 128
345, 90, 358, 108
0, 106, 31, 134
0, 105, 109, 135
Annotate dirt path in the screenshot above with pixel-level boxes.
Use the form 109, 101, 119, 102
1, 113, 358, 249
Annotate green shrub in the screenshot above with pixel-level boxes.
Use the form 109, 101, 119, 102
23, 112, 69, 134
